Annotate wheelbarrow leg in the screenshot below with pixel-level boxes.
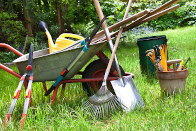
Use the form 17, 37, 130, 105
60, 84, 66, 100
51, 84, 60, 105
50, 83, 66, 105
42, 82, 48, 92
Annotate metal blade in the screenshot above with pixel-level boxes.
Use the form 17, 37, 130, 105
111, 76, 144, 112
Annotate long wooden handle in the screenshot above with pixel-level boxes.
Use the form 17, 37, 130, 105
150, 0, 180, 16
111, 4, 180, 38
114, 0, 132, 57
93, 0, 115, 72
94, 0, 112, 42
94, 0, 132, 73
124, 0, 180, 32
93, 9, 150, 40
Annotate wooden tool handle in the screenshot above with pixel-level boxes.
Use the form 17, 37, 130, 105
110, 4, 180, 38
93, 0, 132, 73
94, 0, 112, 42
167, 59, 182, 65
114, 0, 132, 56
125, 0, 180, 32
93, 9, 150, 41
150, 0, 180, 16
167, 59, 182, 71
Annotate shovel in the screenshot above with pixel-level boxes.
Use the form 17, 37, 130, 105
110, 0, 144, 111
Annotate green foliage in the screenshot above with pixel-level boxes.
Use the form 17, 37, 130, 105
71, 21, 96, 37
0, 11, 27, 44
100, 0, 126, 25
0, 11, 27, 63
0, 51, 18, 63
148, 1, 196, 31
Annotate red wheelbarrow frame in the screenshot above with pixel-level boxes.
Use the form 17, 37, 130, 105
0, 43, 134, 105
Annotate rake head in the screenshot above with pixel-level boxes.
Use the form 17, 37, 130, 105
82, 85, 125, 118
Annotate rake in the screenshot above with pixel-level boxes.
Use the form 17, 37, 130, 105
82, 0, 133, 117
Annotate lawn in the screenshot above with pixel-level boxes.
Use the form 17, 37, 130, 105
0, 26, 196, 130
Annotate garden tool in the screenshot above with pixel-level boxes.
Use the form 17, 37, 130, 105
38, 22, 84, 53
154, 46, 164, 71
146, 45, 168, 71
45, 17, 106, 96
176, 60, 184, 71
159, 45, 167, 71
3, 44, 34, 128
83, 0, 142, 117
110, 0, 144, 112
177, 57, 190, 70
82, 0, 124, 118
145, 49, 158, 70
184, 57, 191, 68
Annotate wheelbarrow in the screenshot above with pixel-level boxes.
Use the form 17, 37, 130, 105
0, 0, 180, 127
0, 22, 133, 129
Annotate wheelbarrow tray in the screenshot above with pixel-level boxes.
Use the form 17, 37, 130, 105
13, 40, 107, 82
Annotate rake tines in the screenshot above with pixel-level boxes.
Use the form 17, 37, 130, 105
82, 86, 125, 118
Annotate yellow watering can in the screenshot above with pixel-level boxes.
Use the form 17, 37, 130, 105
45, 31, 84, 53
54, 33, 84, 52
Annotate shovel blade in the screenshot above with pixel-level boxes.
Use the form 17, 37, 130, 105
111, 76, 144, 112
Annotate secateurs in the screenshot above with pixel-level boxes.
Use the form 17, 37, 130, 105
3, 44, 34, 129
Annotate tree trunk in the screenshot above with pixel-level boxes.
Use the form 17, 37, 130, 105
62, 3, 72, 33
23, 0, 33, 37
56, 0, 62, 34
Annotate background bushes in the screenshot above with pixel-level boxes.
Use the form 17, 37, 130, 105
0, 0, 195, 63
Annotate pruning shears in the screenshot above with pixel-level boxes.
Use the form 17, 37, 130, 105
4, 44, 34, 129
45, 17, 106, 96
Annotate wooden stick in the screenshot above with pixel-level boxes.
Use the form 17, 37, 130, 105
93, 0, 180, 42
22, 35, 28, 54
112, 4, 180, 37
93, 4, 180, 43
122, 0, 180, 32
114, 0, 132, 49
92, 9, 150, 41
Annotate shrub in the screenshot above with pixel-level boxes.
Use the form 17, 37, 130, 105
0, 11, 27, 46
147, 1, 196, 31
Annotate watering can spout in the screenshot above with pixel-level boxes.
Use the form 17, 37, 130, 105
38, 21, 55, 53
45, 31, 55, 53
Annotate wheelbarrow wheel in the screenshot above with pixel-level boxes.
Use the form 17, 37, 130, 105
82, 58, 125, 96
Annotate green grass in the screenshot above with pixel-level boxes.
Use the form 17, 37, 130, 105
0, 26, 196, 130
